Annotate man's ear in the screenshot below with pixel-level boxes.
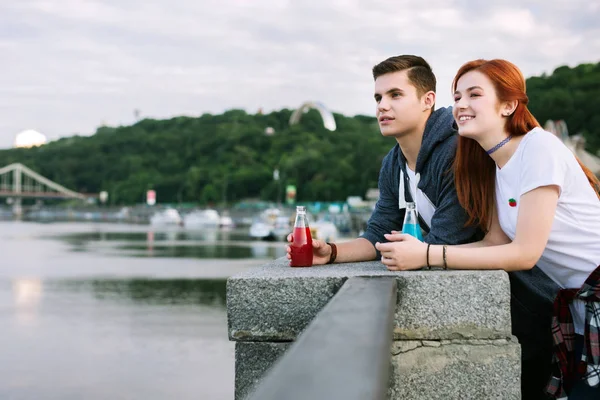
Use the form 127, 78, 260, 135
422, 91, 436, 111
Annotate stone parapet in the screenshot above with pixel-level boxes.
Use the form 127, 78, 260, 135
228, 258, 513, 341
227, 258, 520, 399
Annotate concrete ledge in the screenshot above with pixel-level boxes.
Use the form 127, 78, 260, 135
227, 258, 346, 341
393, 270, 511, 340
389, 339, 521, 399
227, 258, 512, 341
245, 277, 397, 400
235, 342, 291, 400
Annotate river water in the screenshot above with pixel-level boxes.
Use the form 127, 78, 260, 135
0, 221, 285, 400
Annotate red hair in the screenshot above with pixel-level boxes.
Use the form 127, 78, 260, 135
452, 59, 600, 231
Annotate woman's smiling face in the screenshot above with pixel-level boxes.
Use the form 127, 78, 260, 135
453, 70, 506, 140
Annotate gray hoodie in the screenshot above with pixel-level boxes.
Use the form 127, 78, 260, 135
361, 107, 480, 248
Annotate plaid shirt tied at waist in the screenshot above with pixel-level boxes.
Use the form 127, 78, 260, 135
546, 264, 600, 399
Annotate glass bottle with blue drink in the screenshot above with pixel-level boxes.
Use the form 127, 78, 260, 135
402, 202, 423, 241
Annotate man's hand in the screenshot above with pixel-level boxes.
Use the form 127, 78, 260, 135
285, 233, 332, 266
375, 232, 427, 271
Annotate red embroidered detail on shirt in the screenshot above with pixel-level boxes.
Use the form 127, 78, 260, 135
508, 198, 517, 207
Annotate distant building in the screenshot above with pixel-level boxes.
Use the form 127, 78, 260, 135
14, 129, 47, 148
545, 120, 600, 175
365, 188, 380, 201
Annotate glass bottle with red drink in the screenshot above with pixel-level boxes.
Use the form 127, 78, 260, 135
290, 206, 313, 267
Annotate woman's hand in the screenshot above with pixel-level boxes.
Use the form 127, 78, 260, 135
375, 231, 427, 271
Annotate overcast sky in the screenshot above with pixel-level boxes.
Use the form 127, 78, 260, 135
1, 0, 598, 149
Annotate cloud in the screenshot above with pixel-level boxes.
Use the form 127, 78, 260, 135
0, 0, 598, 148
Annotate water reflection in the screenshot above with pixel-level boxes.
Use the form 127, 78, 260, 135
12, 278, 43, 325
0, 221, 252, 400
55, 229, 249, 243
2, 277, 234, 400
53, 227, 287, 260
250, 241, 281, 258
51, 278, 227, 306
147, 230, 155, 256
184, 229, 220, 242
117, 243, 287, 259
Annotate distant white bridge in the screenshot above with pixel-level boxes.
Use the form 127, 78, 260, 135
0, 163, 94, 215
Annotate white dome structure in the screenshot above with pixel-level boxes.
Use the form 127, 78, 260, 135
289, 101, 337, 131
14, 129, 47, 148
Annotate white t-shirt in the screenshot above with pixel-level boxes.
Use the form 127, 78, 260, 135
495, 127, 600, 333
405, 166, 436, 229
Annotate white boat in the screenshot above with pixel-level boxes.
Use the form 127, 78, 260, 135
249, 221, 274, 239
311, 220, 339, 242
249, 208, 291, 241
183, 209, 220, 229
150, 208, 182, 226
219, 213, 234, 228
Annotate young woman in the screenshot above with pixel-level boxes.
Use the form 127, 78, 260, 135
375, 59, 600, 399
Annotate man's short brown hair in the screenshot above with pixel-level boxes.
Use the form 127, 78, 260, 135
372, 55, 436, 97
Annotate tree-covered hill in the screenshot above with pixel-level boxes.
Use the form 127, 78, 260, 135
0, 109, 388, 205
527, 61, 600, 151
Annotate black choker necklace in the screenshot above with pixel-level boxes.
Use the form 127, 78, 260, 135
486, 135, 513, 155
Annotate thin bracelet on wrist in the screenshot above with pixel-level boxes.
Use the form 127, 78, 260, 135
326, 242, 337, 264
426, 243, 431, 269
442, 245, 448, 270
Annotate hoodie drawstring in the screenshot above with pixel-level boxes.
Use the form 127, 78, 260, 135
398, 169, 407, 210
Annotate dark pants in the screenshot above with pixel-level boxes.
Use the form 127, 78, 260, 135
570, 377, 600, 398
569, 335, 600, 399
509, 267, 560, 400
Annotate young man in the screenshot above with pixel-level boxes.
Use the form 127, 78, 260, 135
287, 55, 479, 265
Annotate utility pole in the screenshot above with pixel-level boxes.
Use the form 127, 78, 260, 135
13, 164, 22, 217
273, 169, 281, 205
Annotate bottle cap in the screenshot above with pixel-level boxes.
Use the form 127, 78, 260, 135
296, 206, 306, 212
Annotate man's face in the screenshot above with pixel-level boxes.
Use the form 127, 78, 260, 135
374, 70, 426, 138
